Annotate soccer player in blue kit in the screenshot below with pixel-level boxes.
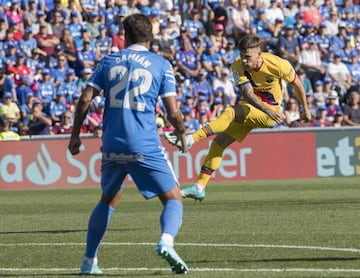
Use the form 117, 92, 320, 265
68, 14, 189, 275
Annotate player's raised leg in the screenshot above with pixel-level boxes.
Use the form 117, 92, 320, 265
165, 105, 246, 151
182, 124, 252, 201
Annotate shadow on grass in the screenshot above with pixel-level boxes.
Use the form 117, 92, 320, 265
191, 256, 360, 264
0, 228, 141, 235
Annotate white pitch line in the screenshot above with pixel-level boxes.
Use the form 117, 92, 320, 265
1, 242, 360, 253
1, 267, 360, 273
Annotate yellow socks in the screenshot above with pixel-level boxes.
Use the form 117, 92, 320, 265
192, 107, 235, 143
197, 140, 225, 187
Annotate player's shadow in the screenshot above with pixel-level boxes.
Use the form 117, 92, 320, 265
192, 256, 360, 264
0, 228, 139, 235
0, 272, 172, 277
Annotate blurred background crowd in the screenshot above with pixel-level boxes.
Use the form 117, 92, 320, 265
0, 0, 359, 140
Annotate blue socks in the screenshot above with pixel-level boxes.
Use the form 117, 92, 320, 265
85, 201, 115, 258
160, 199, 183, 239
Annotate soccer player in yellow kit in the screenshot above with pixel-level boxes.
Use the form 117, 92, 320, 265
165, 34, 311, 201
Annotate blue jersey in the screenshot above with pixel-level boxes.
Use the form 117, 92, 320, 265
88, 44, 176, 153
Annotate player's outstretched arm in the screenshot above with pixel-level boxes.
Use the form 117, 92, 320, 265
162, 95, 188, 153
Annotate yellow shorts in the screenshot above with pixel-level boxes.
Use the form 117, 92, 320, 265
224, 101, 279, 142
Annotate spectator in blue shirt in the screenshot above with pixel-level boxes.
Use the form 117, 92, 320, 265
37, 68, 57, 106
59, 68, 80, 104
48, 90, 67, 125
18, 27, 37, 59
174, 36, 200, 80
16, 76, 33, 107
184, 9, 204, 39
192, 68, 214, 104
347, 52, 360, 91
67, 11, 82, 40
95, 25, 112, 59
76, 40, 98, 75
200, 41, 223, 81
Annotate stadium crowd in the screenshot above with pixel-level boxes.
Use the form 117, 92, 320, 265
0, 0, 359, 140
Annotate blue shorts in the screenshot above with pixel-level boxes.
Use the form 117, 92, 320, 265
101, 148, 179, 199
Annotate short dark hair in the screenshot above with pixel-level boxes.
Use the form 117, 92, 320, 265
123, 14, 153, 45
238, 34, 262, 52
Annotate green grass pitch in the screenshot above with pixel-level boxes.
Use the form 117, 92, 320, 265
1, 177, 360, 277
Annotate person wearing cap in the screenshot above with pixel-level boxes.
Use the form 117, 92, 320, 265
18, 26, 38, 59
76, 38, 98, 75
183, 8, 204, 39
192, 94, 213, 121
59, 68, 80, 103
192, 68, 213, 103
200, 41, 223, 81
327, 52, 352, 98
168, 5, 182, 28
0, 92, 20, 130
33, 10, 53, 35
315, 21, 331, 59
299, 36, 326, 87
5, 42, 19, 65
212, 67, 237, 106
278, 24, 300, 68
165, 16, 180, 40
0, 115, 20, 141
37, 68, 57, 105
347, 52, 360, 92
165, 34, 311, 201
319, 0, 332, 20
343, 91, 360, 126
313, 105, 333, 127
100, 0, 118, 26
211, 23, 228, 51
48, 90, 67, 125
340, 37, 356, 64
312, 80, 327, 107
66, 10, 83, 39
182, 105, 200, 133
326, 90, 343, 122
250, 7, 275, 43
152, 22, 176, 62
76, 67, 92, 92
86, 11, 101, 39
95, 24, 112, 59
16, 76, 33, 106
221, 37, 240, 67
19, 92, 35, 127
74, 25, 95, 51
